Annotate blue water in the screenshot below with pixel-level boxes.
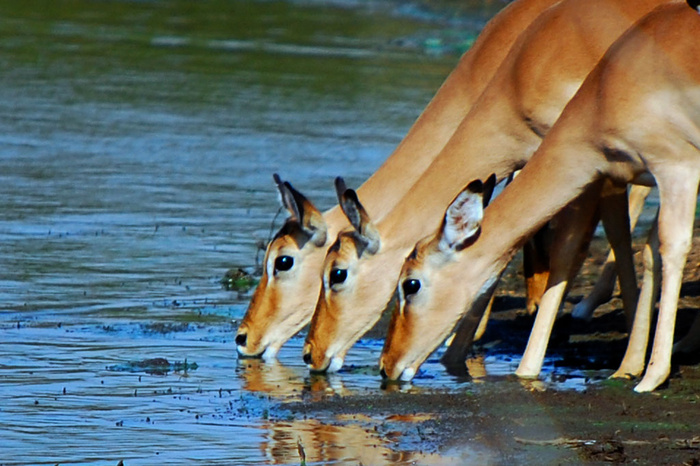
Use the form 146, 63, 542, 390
0, 0, 615, 464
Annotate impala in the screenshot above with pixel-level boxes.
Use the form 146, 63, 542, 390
235, 0, 563, 359
380, 1, 700, 392
302, 0, 677, 373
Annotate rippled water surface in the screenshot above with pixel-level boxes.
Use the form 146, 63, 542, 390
0, 0, 600, 464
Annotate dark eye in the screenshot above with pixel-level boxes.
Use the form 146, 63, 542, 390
329, 268, 348, 286
274, 255, 294, 272
402, 279, 421, 297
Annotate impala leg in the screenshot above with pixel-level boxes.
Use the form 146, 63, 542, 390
572, 185, 651, 321
441, 280, 498, 373
598, 183, 638, 329
635, 170, 699, 393
571, 253, 618, 321
523, 226, 552, 315
612, 214, 660, 379
516, 187, 600, 378
473, 294, 494, 342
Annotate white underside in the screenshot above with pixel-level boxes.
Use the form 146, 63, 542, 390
261, 346, 279, 361
399, 367, 416, 382
326, 356, 344, 373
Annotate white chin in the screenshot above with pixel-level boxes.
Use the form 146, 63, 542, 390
399, 367, 416, 382
236, 345, 258, 358
261, 346, 279, 361
326, 356, 344, 373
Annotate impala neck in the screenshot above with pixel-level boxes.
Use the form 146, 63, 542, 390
341, 0, 562, 233
475, 131, 606, 279
378, 95, 541, 251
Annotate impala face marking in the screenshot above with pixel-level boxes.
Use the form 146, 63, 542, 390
380, 178, 496, 381
302, 179, 384, 372
236, 174, 327, 359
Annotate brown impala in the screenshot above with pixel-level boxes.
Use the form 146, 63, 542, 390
235, 0, 563, 359
302, 0, 678, 373
380, 1, 700, 392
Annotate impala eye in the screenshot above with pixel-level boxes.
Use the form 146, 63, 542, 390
274, 255, 294, 272
329, 268, 348, 286
402, 278, 421, 297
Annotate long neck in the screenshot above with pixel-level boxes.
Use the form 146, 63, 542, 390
473, 128, 606, 278
371, 0, 678, 252
348, 0, 560, 228
378, 92, 540, 250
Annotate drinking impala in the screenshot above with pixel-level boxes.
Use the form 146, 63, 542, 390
380, 1, 700, 392
303, 0, 676, 373
235, 0, 563, 359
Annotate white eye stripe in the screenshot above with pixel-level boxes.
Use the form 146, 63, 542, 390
266, 255, 276, 283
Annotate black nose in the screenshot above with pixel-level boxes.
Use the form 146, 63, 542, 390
235, 333, 247, 347
302, 352, 312, 365
380, 367, 388, 379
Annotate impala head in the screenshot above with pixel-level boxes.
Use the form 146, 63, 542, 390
302, 177, 387, 373
380, 176, 496, 382
236, 174, 327, 360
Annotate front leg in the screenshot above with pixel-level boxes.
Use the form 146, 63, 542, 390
635, 169, 699, 393
612, 215, 660, 379
516, 185, 601, 377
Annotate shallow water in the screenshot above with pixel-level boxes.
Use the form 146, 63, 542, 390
0, 0, 631, 464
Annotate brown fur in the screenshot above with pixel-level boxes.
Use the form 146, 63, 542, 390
236, 0, 563, 358
306, 0, 681, 373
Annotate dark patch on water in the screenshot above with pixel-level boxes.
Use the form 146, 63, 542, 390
107, 358, 199, 376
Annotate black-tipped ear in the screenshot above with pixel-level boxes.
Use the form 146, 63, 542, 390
482, 174, 497, 208
335, 177, 348, 203
439, 180, 486, 253
338, 188, 380, 255
274, 173, 302, 222
465, 179, 483, 194
272, 174, 327, 247
339, 189, 363, 233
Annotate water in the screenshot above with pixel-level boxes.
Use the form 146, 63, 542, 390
0, 0, 606, 464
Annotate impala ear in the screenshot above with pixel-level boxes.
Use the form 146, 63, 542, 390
438, 179, 487, 253
273, 173, 327, 246
336, 182, 380, 255
334, 176, 348, 201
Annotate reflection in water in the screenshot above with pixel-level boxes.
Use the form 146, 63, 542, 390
260, 417, 490, 465
237, 358, 349, 398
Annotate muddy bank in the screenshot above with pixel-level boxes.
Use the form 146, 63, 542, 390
283, 372, 700, 465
